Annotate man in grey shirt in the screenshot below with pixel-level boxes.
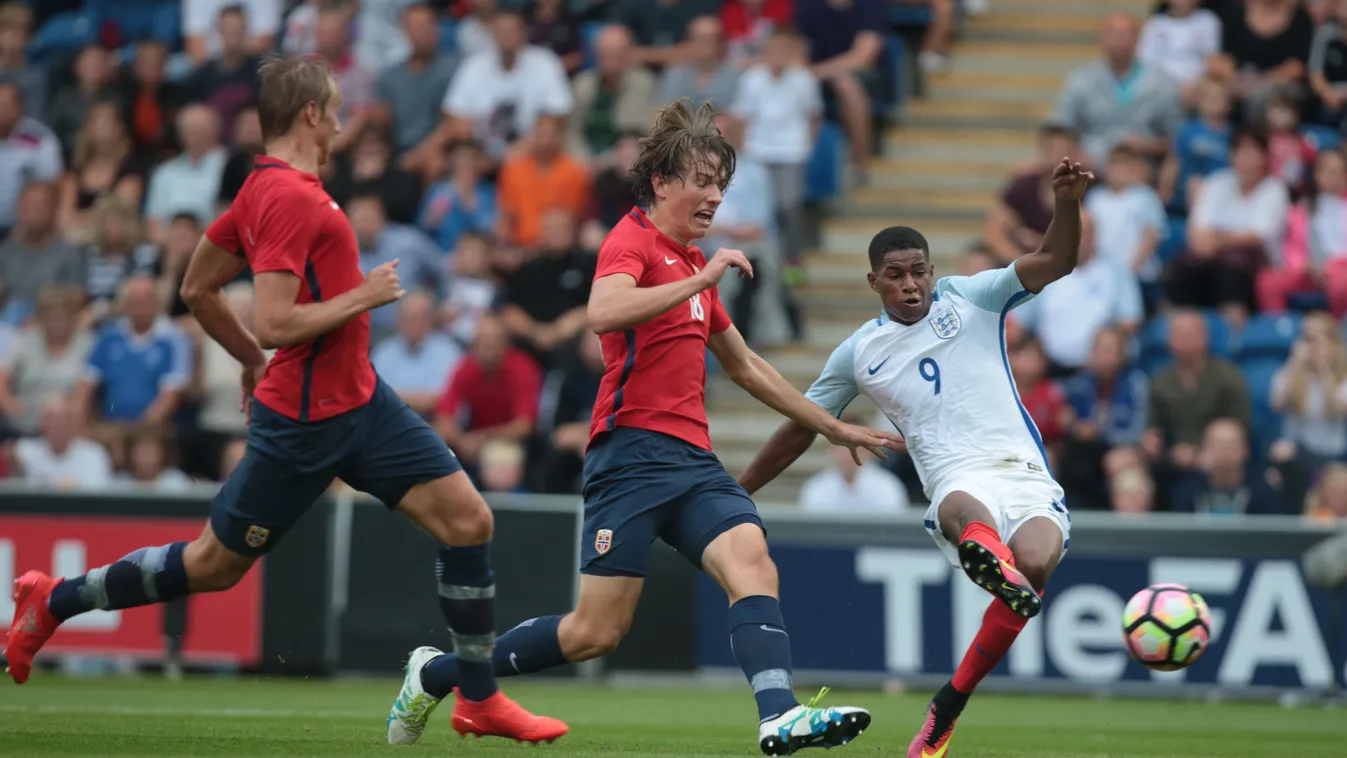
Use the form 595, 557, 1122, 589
0, 183, 85, 323
378, 2, 458, 157
1053, 13, 1182, 166
657, 15, 740, 113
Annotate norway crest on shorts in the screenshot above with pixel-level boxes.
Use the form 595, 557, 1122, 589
245, 525, 270, 549
930, 306, 962, 340
594, 529, 613, 555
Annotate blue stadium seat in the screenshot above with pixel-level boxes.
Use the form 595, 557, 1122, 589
805, 122, 847, 203
1240, 357, 1285, 456
1287, 291, 1330, 312
890, 6, 935, 26
1138, 310, 1232, 374
439, 18, 457, 54
582, 21, 603, 71
30, 10, 93, 62
1234, 312, 1301, 363
1304, 125, 1343, 153
1157, 215, 1188, 264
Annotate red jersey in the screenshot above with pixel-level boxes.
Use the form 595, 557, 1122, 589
205, 156, 375, 422
588, 208, 732, 451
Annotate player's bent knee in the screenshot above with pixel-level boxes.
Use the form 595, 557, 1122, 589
564, 612, 631, 659
183, 532, 255, 593
702, 523, 779, 601
400, 473, 495, 546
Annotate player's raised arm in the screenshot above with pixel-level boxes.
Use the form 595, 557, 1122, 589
181, 210, 268, 371
1013, 158, 1093, 294
587, 248, 753, 334
709, 322, 901, 466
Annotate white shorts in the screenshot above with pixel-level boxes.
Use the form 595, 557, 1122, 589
923, 464, 1071, 567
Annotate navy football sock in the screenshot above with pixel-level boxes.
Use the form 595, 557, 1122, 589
728, 595, 800, 722
434, 544, 498, 702
420, 615, 569, 699
47, 543, 190, 622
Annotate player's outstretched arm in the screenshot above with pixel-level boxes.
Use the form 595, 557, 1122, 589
708, 324, 902, 463
1014, 158, 1093, 294
180, 238, 268, 370
587, 249, 752, 334
252, 261, 404, 349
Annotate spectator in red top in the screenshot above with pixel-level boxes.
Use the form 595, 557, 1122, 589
434, 313, 543, 468
1010, 335, 1072, 469
720, 0, 793, 66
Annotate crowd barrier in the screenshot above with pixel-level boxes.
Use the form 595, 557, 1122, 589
2, 487, 1343, 696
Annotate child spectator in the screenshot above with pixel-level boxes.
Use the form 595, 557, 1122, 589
1265, 90, 1317, 194
1139, 0, 1223, 98
1087, 144, 1168, 285
442, 233, 498, 347
1160, 76, 1233, 213
1010, 336, 1072, 468
1257, 149, 1347, 315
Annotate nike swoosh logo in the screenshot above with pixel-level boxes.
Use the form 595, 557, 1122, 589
923, 746, 949, 758
665, 257, 678, 265
760, 625, 789, 635
509, 652, 521, 673
867, 357, 889, 375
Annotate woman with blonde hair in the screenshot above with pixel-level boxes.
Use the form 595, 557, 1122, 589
56, 100, 146, 243
1305, 462, 1347, 522
1270, 312, 1347, 459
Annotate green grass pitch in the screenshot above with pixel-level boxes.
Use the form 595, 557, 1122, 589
1, 676, 1344, 757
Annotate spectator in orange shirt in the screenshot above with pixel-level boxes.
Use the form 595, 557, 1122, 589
496, 115, 590, 248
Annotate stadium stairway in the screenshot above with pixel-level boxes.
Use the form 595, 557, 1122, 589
707, 0, 1155, 506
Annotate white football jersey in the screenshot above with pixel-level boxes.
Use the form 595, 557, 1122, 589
805, 262, 1053, 497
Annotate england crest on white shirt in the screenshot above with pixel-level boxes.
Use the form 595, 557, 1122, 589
930, 305, 962, 340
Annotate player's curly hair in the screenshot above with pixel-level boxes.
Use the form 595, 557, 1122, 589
630, 99, 736, 209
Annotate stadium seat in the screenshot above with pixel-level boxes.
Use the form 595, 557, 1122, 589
1138, 310, 1232, 374
1304, 125, 1343, 153
439, 18, 457, 54
1287, 291, 1330, 312
1239, 356, 1284, 456
1233, 312, 1301, 363
582, 21, 603, 71
890, 6, 935, 26
1157, 216, 1188, 264
30, 10, 93, 63
805, 122, 847, 203
85, 0, 178, 47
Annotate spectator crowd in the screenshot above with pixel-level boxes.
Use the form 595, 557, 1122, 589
953, 0, 1347, 524
0, 0, 923, 496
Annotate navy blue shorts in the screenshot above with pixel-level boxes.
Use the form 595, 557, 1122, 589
210, 376, 462, 556
579, 427, 763, 577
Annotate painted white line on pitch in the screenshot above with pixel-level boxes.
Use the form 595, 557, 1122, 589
0, 704, 371, 719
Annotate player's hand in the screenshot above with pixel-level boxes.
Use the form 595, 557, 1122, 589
240, 362, 265, 423
825, 422, 906, 464
359, 259, 407, 309
1050, 158, 1093, 201
697, 248, 754, 288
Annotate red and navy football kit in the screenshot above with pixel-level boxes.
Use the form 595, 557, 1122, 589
204, 156, 460, 555
580, 207, 762, 577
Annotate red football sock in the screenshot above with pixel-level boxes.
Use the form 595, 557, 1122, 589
959, 521, 1014, 566
951, 598, 1032, 695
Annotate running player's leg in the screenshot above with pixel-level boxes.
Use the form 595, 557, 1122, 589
669, 456, 870, 755
413, 428, 669, 695
336, 381, 565, 744
4, 405, 338, 684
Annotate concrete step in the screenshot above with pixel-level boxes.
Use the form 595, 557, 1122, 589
820, 222, 979, 259
798, 290, 885, 323
927, 86, 1067, 103
961, 27, 1097, 45
984, 1, 1156, 16
882, 128, 1039, 147
865, 171, 1006, 192
882, 137, 1033, 163
853, 186, 999, 213
928, 72, 1064, 98
906, 98, 1056, 122
967, 11, 1105, 35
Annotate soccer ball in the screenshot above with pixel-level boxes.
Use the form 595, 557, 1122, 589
1121, 584, 1213, 672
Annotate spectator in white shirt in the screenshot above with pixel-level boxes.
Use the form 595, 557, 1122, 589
1138, 0, 1222, 99
183, 0, 282, 66
731, 27, 820, 273
14, 395, 113, 490
1170, 128, 1290, 320
434, 10, 571, 161
1013, 211, 1144, 372
799, 440, 909, 513
0, 81, 61, 236
143, 105, 227, 240
1086, 144, 1167, 286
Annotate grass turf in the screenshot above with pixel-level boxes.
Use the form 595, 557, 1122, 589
0, 676, 1344, 757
